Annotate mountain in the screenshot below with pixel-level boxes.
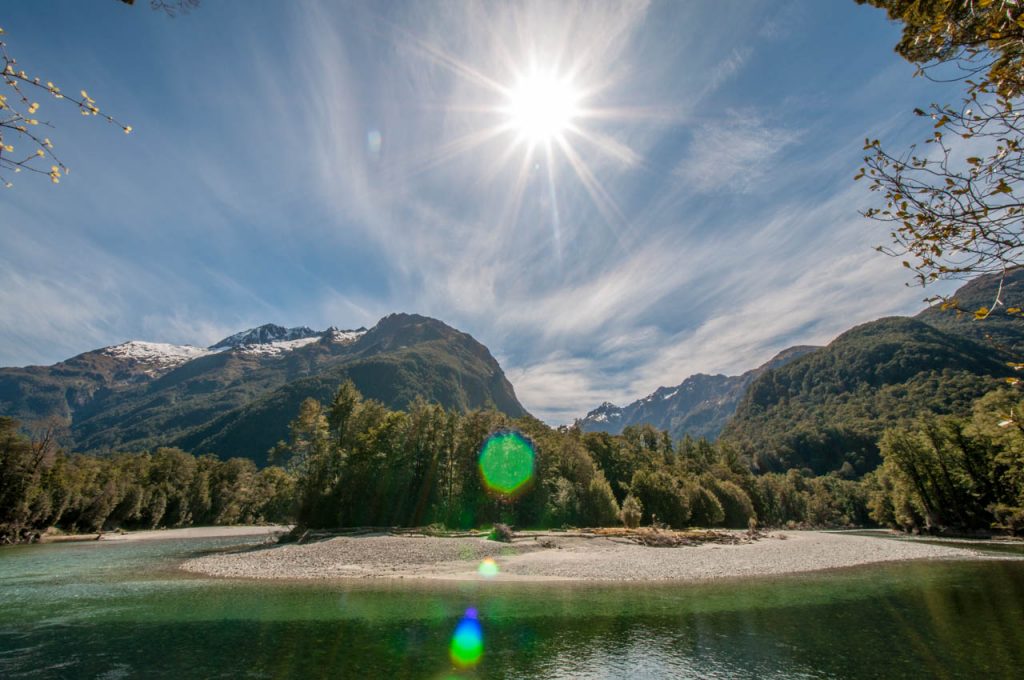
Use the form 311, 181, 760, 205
914, 265, 1024, 357
0, 314, 527, 464
576, 345, 819, 441
721, 316, 1008, 475
209, 324, 322, 350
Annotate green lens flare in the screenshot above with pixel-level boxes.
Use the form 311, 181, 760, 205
449, 608, 483, 668
478, 557, 499, 578
478, 430, 535, 495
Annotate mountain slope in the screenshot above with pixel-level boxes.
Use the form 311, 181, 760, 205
577, 345, 819, 441
915, 265, 1024, 357
0, 314, 526, 463
721, 316, 1007, 475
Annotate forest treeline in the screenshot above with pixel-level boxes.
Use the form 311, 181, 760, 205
272, 381, 869, 532
2, 381, 1022, 543
864, 390, 1024, 535
0, 416, 293, 543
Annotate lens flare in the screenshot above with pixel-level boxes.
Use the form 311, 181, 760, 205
449, 607, 483, 668
478, 557, 499, 578
478, 430, 535, 496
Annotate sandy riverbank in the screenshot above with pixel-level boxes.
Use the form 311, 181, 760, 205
179, 530, 1006, 582
91, 525, 290, 542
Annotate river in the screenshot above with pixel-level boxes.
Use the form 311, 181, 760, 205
1, 534, 1022, 678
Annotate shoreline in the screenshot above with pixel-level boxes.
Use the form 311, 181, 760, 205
179, 529, 1015, 583
42, 525, 290, 544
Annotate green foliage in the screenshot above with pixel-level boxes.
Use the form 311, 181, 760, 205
274, 383, 875, 531
0, 417, 294, 542
705, 479, 755, 529
579, 471, 620, 527
629, 468, 691, 528
2, 381, 884, 540
723, 317, 1004, 475
687, 484, 725, 526
867, 389, 1024, 534
619, 494, 643, 528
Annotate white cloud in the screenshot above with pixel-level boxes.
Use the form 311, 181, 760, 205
675, 112, 800, 194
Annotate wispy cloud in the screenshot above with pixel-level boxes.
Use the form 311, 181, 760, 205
675, 112, 800, 193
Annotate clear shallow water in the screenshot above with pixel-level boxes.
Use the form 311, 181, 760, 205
1, 536, 1023, 679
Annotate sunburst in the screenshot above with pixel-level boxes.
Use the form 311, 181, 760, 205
394, 28, 660, 250
501, 69, 581, 148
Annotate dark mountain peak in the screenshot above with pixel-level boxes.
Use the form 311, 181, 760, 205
210, 324, 321, 350
367, 313, 454, 338
358, 313, 496, 365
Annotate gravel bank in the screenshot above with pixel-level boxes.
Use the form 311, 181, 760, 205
179, 530, 1001, 582
100, 525, 290, 542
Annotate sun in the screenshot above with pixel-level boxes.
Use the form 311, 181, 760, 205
503, 70, 580, 146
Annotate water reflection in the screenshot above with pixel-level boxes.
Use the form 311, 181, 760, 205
0, 539, 1022, 678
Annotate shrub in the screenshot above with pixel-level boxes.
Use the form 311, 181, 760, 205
488, 523, 514, 542
580, 472, 620, 527
620, 494, 642, 528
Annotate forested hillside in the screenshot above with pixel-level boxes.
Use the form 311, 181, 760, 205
0, 314, 527, 464
722, 317, 1006, 474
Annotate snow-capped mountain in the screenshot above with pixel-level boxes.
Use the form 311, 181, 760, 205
100, 341, 213, 376
585, 402, 623, 425
209, 324, 322, 349
0, 314, 526, 464
577, 346, 819, 441
93, 325, 371, 370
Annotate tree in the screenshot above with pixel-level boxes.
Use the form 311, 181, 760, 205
619, 494, 642, 528
856, 0, 1024, 309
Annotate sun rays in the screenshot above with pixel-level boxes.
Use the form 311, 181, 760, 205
389, 19, 659, 249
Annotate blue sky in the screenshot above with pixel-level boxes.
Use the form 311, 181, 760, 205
0, 1, 965, 423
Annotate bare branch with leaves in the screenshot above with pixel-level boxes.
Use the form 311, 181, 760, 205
856, 0, 1024, 309
0, 26, 131, 189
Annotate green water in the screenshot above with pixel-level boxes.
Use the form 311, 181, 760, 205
1, 536, 1023, 678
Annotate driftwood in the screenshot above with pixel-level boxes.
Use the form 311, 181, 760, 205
280, 525, 767, 548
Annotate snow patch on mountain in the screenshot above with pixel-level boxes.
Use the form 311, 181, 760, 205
231, 336, 322, 357
210, 324, 320, 350
94, 323, 368, 373
582, 401, 623, 424
325, 327, 367, 344
101, 341, 212, 374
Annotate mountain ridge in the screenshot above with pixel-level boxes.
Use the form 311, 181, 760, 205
0, 313, 526, 463
576, 345, 820, 441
